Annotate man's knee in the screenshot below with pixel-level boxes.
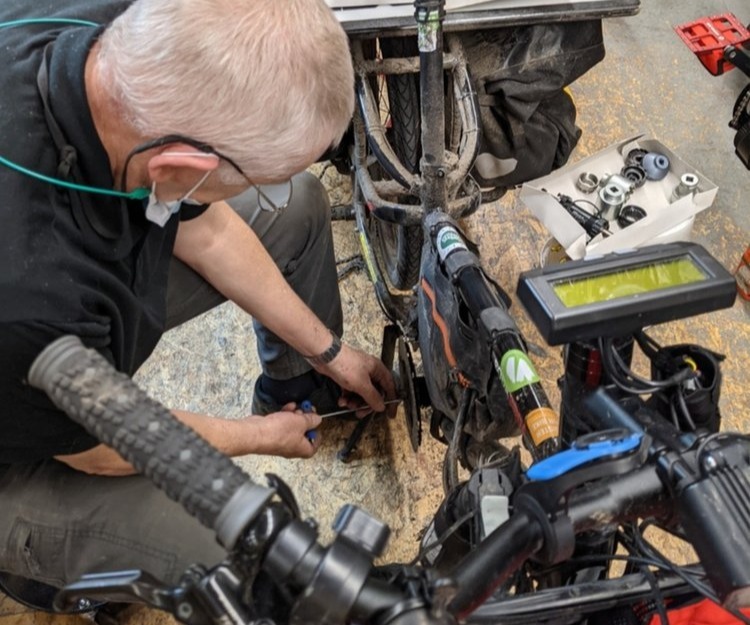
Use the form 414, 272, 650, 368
282, 171, 332, 242
245, 172, 333, 275
0, 465, 225, 587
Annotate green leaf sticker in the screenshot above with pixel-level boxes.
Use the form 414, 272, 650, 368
499, 349, 540, 392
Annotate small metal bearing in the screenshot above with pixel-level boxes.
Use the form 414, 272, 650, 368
599, 184, 626, 220
620, 165, 647, 189
576, 172, 599, 194
625, 148, 648, 167
671, 173, 700, 201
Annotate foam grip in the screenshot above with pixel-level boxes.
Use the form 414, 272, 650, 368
28, 335, 253, 534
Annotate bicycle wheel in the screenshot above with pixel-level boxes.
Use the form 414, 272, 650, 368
370, 36, 423, 291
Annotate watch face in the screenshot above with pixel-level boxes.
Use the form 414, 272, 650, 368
551, 255, 707, 308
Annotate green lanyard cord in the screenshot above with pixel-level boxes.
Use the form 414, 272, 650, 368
0, 18, 99, 30
0, 155, 150, 200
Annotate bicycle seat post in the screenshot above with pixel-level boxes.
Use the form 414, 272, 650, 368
414, 0, 447, 213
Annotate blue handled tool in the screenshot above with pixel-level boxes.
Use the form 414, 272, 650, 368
300, 400, 317, 443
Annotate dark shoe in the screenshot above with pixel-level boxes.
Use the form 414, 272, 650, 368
251, 370, 342, 416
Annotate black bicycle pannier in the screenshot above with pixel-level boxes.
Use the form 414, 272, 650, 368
459, 22, 605, 189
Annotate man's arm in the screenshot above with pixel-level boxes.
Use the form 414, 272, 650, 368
173, 201, 395, 411
55, 407, 323, 476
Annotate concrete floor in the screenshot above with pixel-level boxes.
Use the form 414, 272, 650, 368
2, 1, 750, 623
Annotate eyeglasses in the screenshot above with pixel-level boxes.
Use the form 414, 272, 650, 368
120, 134, 293, 212
253, 179, 294, 213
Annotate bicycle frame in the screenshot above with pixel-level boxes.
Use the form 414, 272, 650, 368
347, 0, 567, 466
347, 0, 642, 322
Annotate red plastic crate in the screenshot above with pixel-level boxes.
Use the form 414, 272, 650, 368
675, 13, 750, 75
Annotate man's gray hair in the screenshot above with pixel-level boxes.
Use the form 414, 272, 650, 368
99, 0, 355, 181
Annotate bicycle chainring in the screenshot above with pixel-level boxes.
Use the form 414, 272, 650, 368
397, 337, 422, 451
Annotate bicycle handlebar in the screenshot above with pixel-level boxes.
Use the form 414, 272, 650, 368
28, 336, 275, 550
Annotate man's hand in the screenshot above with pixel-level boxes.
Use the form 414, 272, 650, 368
254, 404, 323, 459
317, 343, 396, 416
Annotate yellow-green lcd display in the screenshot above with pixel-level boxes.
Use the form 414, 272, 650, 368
552, 256, 707, 308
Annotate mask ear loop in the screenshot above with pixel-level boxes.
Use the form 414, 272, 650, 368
121, 134, 257, 201
120, 135, 215, 196
153, 167, 213, 207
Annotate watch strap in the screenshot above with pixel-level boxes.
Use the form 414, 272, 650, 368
305, 330, 342, 367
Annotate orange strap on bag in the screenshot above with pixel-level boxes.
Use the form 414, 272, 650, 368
647, 599, 750, 625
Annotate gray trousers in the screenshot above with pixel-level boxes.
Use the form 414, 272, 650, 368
168, 172, 343, 378
0, 172, 342, 588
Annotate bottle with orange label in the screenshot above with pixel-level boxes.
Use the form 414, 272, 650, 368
735, 245, 750, 301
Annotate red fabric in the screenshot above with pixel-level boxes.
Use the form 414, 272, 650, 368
647, 599, 750, 625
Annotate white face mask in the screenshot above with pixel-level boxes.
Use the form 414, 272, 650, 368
144, 163, 213, 227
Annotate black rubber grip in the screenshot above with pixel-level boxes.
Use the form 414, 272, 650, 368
28, 336, 272, 543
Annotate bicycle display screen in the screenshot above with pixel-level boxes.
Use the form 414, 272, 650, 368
551, 256, 707, 307
517, 242, 736, 345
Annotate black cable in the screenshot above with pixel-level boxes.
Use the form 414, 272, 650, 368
629, 524, 750, 625
544, 551, 710, 624
640, 562, 670, 625
598, 338, 695, 401
635, 330, 703, 431
598, 337, 656, 395
611, 340, 692, 390
668, 397, 681, 429
573, 197, 603, 216
619, 520, 750, 625
409, 508, 476, 567
443, 388, 474, 495
674, 389, 696, 431
634, 330, 662, 361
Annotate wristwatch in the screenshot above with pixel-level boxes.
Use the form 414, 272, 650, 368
305, 330, 342, 367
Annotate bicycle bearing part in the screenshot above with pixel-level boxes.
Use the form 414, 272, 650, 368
575, 172, 599, 194
642, 152, 670, 180
624, 148, 648, 167
599, 173, 635, 197
617, 204, 647, 228
620, 165, 647, 189
671, 173, 700, 201
598, 184, 626, 220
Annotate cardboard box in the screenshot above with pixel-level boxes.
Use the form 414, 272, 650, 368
519, 135, 718, 260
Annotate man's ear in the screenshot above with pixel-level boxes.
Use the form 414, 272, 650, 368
147, 145, 220, 183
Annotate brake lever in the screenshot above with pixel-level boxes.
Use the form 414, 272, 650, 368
54, 569, 184, 613
55, 565, 253, 625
